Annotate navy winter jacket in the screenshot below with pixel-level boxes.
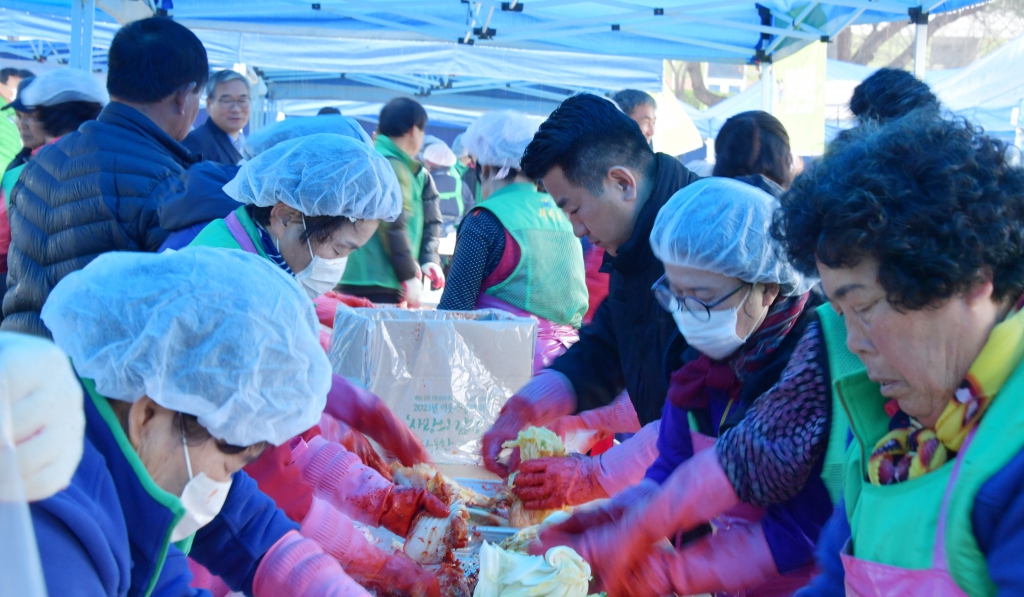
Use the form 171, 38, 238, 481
3, 102, 198, 337
549, 154, 699, 425
158, 161, 242, 251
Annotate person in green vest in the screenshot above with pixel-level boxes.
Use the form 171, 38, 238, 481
0, 68, 34, 171
421, 138, 474, 236
438, 110, 587, 373
339, 97, 444, 307
529, 176, 849, 597
771, 112, 1024, 596
451, 132, 481, 211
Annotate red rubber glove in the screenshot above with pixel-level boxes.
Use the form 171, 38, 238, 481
246, 442, 314, 522
512, 453, 608, 510
323, 415, 393, 481
482, 370, 577, 477
326, 374, 432, 466
421, 262, 446, 291
379, 485, 451, 537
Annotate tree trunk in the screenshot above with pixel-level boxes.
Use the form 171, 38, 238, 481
836, 27, 853, 62
850, 21, 909, 64
686, 62, 727, 107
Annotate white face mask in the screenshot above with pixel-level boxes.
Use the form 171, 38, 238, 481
293, 216, 348, 299
672, 287, 766, 361
170, 426, 233, 543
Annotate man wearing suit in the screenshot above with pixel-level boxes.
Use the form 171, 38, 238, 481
182, 69, 250, 164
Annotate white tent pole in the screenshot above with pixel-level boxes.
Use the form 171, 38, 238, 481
760, 62, 774, 114
69, 0, 96, 71
913, 9, 928, 80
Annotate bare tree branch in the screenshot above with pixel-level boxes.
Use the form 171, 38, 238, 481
686, 62, 727, 107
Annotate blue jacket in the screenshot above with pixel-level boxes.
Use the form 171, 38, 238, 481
181, 118, 242, 166
31, 383, 297, 597
3, 102, 199, 337
799, 447, 1024, 596
549, 154, 699, 425
158, 161, 242, 251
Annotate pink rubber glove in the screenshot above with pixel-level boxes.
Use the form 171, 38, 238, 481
318, 413, 392, 481
301, 498, 441, 597
546, 391, 641, 451
591, 420, 661, 497
253, 530, 370, 597
532, 478, 660, 554
559, 449, 741, 597
325, 374, 432, 466
608, 522, 780, 597
482, 370, 577, 477
512, 453, 607, 510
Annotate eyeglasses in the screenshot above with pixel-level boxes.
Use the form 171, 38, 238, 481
216, 97, 250, 108
652, 274, 749, 322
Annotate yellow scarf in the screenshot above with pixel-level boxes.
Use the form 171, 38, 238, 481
868, 304, 1024, 485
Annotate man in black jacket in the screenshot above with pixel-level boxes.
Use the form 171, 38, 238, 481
482, 93, 699, 476
3, 17, 206, 336
182, 69, 250, 165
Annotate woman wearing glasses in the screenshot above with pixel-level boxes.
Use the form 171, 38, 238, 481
532, 177, 847, 597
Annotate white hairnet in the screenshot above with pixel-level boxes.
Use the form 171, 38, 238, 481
40, 248, 330, 447
19, 68, 109, 109
463, 110, 543, 170
650, 177, 817, 296
225, 133, 402, 222
423, 142, 456, 168
244, 115, 371, 158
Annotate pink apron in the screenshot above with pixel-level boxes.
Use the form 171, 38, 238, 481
840, 430, 976, 597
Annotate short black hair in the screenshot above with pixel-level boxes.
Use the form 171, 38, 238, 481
36, 101, 103, 138
713, 110, 793, 188
0, 68, 34, 85
772, 113, 1024, 311
317, 106, 342, 115
248, 205, 353, 247
377, 97, 427, 138
107, 17, 208, 103
850, 68, 939, 124
521, 93, 655, 194
611, 89, 657, 116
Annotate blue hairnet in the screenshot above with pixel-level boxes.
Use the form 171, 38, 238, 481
244, 115, 371, 158
225, 133, 402, 222
40, 248, 331, 447
650, 177, 817, 296
451, 133, 468, 159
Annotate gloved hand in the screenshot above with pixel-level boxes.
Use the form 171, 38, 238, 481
325, 374, 432, 466
512, 453, 607, 510
319, 414, 392, 481
549, 449, 741, 597
254, 530, 371, 597
379, 485, 451, 537
531, 478, 660, 555
301, 497, 441, 597
482, 370, 578, 477
598, 522, 780, 597
292, 436, 395, 526
546, 391, 641, 448
0, 332, 85, 502
421, 262, 445, 291
402, 276, 423, 309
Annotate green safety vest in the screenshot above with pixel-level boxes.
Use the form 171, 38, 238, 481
0, 108, 21, 173
2, 162, 24, 209
819, 303, 1024, 595
189, 205, 268, 257
341, 135, 426, 291
474, 183, 588, 328
437, 164, 465, 217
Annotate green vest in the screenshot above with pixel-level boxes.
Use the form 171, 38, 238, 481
453, 161, 481, 207
341, 135, 426, 291
0, 108, 21, 173
83, 379, 192, 597
475, 183, 588, 328
818, 303, 1024, 595
2, 162, 24, 209
188, 206, 268, 258
438, 164, 465, 217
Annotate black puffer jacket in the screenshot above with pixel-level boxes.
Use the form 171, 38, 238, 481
4, 102, 199, 337
550, 154, 700, 425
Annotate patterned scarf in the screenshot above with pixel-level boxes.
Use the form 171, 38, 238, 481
868, 298, 1024, 485
668, 293, 810, 409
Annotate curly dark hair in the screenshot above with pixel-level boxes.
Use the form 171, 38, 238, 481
771, 113, 1024, 310
849, 68, 939, 124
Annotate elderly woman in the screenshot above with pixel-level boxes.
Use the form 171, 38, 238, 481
32, 248, 384, 596
531, 177, 849, 596
773, 114, 1024, 594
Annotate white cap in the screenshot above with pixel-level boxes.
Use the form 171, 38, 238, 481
14, 68, 108, 111
423, 142, 456, 168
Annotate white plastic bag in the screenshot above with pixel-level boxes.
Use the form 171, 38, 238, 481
329, 307, 536, 465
